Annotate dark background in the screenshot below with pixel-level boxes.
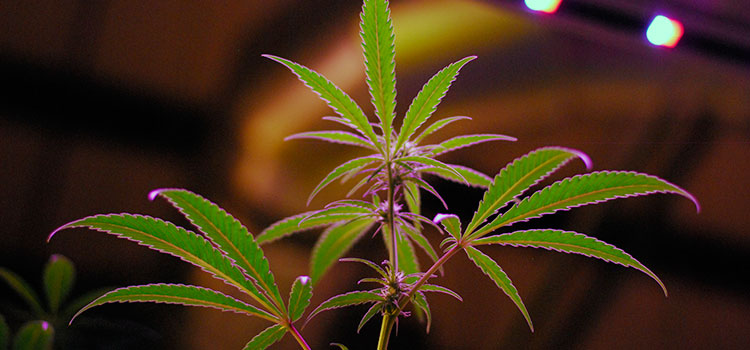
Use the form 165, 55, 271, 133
1, 0, 749, 348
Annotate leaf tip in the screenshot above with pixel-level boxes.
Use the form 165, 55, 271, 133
148, 188, 165, 201
47, 222, 72, 242
299, 275, 311, 285
664, 180, 700, 213
685, 191, 701, 213
572, 149, 593, 170
432, 213, 452, 225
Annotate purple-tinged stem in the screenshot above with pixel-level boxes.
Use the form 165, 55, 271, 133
289, 324, 311, 350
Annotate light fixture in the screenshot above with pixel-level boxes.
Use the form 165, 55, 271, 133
646, 15, 684, 48
525, 0, 563, 14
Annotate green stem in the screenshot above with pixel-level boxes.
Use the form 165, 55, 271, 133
376, 245, 463, 349
386, 162, 398, 275
396, 244, 462, 314
377, 313, 397, 350
289, 324, 311, 350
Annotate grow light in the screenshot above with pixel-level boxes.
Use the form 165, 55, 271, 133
525, 0, 562, 14
646, 15, 684, 48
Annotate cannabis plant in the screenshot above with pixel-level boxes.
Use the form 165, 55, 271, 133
48, 0, 698, 349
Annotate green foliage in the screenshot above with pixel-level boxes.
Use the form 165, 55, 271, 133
12, 321, 53, 350
288, 276, 313, 322
411, 291, 431, 332
73, 284, 277, 323
243, 324, 286, 350
150, 189, 285, 313
471, 171, 698, 239
47, 0, 699, 348
0, 255, 116, 349
417, 284, 462, 302
53, 213, 276, 313
262, 54, 380, 149
429, 134, 517, 156
311, 219, 376, 284
286, 131, 376, 150
361, 0, 397, 141
473, 229, 667, 295
395, 56, 476, 151
257, 208, 363, 245
49, 190, 315, 349
306, 291, 385, 323
0, 314, 8, 350
0, 269, 44, 317
308, 155, 383, 204
357, 303, 382, 333
464, 246, 533, 332
466, 147, 590, 237
425, 164, 493, 188
42, 255, 74, 314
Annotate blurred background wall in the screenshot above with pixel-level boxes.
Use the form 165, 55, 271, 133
1, 0, 749, 348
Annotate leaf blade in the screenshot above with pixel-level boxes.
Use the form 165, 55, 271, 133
12, 321, 53, 350
473, 229, 668, 295
243, 324, 286, 350
396, 156, 464, 182
0, 313, 9, 350
429, 134, 516, 156
306, 291, 384, 323
422, 164, 492, 189
361, 0, 396, 141
288, 276, 313, 322
357, 303, 382, 333
0, 268, 44, 316
285, 131, 376, 150
412, 116, 471, 144
309, 155, 382, 204
257, 209, 358, 245
433, 214, 461, 240
310, 219, 375, 284
42, 254, 75, 314
466, 147, 591, 236
411, 291, 432, 333
476, 171, 700, 238
397, 56, 476, 150
49, 214, 278, 315
418, 284, 463, 301
263, 54, 380, 148
72, 283, 278, 323
393, 225, 420, 275
401, 223, 439, 266
150, 189, 285, 312
464, 246, 533, 332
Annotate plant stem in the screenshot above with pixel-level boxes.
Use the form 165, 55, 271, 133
376, 245, 463, 349
289, 324, 311, 350
396, 244, 462, 314
377, 312, 397, 350
386, 161, 398, 276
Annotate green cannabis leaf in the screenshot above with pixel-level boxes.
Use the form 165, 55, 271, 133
473, 229, 668, 295
73, 284, 277, 323
465, 246, 533, 332
49, 190, 315, 350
